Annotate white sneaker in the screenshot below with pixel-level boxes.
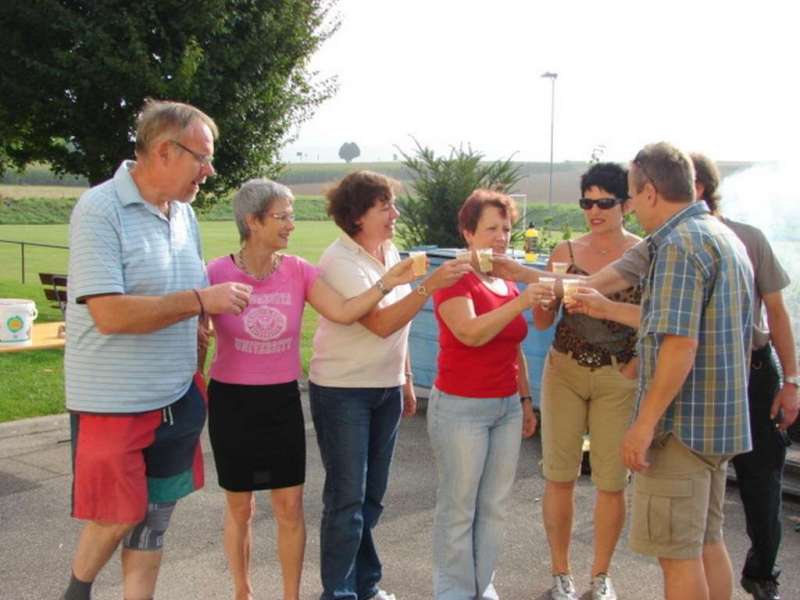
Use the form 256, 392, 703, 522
370, 591, 396, 600
550, 574, 578, 600
591, 573, 617, 600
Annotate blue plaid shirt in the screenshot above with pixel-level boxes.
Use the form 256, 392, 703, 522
638, 202, 754, 455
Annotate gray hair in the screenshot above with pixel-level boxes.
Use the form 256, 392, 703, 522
134, 99, 219, 156
631, 142, 695, 203
234, 178, 294, 242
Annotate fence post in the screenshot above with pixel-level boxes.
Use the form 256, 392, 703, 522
21, 242, 26, 284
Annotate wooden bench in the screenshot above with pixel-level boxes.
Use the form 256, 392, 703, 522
39, 273, 68, 318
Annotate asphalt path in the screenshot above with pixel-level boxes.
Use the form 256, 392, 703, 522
2, 393, 800, 600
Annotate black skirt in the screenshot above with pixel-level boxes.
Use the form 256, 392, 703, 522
208, 379, 305, 491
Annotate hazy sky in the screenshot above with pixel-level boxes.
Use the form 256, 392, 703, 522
281, 0, 797, 164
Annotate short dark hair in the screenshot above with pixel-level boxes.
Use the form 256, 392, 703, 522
458, 189, 519, 236
580, 162, 628, 200
630, 142, 695, 203
690, 152, 721, 214
326, 171, 398, 237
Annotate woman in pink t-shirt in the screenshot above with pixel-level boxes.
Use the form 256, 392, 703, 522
429, 189, 538, 599
206, 179, 415, 600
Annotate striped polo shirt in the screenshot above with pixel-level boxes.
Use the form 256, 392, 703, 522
65, 161, 206, 413
638, 202, 754, 455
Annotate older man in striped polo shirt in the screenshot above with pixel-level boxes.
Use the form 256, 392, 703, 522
61, 100, 251, 600
622, 142, 754, 600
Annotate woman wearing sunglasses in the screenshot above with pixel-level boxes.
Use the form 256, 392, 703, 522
532, 162, 641, 600
203, 178, 418, 600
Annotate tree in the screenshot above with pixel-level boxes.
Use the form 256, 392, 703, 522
0, 1, 339, 206
338, 142, 360, 163
397, 140, 522, 249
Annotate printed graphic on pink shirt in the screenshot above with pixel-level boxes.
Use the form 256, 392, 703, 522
235, 292, 292, 354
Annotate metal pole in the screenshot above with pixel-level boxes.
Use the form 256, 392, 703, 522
548, 78, 556, 209
21, 242, 26, 284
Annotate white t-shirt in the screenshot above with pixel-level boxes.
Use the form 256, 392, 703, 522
309, 233, 412, 388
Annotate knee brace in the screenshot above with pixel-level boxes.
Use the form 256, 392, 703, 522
123, 501, 176, 551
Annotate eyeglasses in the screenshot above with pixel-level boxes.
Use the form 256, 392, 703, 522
170, 140, 214, 166
579, 197, 625, 210
268, 212, 296, 223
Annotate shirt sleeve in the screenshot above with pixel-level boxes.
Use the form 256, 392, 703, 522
319, 254, 373, 299
611, 240, 649, 286
68, 202, 125, 302
751, 228, 790, 296
297, 256, 322, 297
433, 274, 472, 306
642, 243, 704, 339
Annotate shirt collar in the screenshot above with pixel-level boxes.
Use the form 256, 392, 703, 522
114, 160, 147, 207
647, 201, 709, 251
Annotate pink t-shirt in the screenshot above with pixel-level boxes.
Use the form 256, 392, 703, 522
207, 254, 320, 385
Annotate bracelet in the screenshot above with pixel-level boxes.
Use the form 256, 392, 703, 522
405, 371, 413, 379
192, 288, 205, 319
520, 395, 532, 403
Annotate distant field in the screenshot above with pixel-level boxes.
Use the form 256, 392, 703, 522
0, 184, 87, 199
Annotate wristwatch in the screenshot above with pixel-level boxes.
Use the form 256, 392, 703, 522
416, 283, 429, 298
374, 278, 391, 296
784, 375, 800, 387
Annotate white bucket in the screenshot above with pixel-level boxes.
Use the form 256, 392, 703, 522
0, 299, 39, 348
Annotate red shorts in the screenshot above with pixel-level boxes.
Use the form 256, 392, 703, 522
70, 373, 207, 524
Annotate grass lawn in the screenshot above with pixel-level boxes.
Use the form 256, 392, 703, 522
0, 220, 340, 422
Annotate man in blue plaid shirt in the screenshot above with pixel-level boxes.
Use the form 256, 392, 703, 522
623, 142, 754, 600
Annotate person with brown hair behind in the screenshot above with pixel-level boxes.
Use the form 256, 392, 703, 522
428, 189, 537, 599
308, 171, 471, 600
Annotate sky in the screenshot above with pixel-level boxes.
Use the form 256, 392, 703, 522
281, 0, 798, 164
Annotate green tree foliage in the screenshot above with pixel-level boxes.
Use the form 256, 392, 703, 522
338, 142, 360, 163
0, 1, 338, 206
396, 141, 522, 248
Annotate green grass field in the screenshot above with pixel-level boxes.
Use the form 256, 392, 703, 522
0, 220, 340, 422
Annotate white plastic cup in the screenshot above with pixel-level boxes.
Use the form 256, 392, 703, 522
477, 248, 493, 273
409, 251, 427, 277
562, 279, 580, 305
551, 262, 569, 274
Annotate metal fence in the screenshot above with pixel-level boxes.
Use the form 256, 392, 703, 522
0, 239, 69, 283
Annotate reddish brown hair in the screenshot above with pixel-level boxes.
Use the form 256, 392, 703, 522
458, 188, 519, 236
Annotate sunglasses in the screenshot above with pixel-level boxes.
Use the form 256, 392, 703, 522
578, 197, 625, 210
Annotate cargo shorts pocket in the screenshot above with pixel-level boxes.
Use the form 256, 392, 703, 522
633, 475, 697, 547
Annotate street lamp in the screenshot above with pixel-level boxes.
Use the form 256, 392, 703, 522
541, 71, 558, 209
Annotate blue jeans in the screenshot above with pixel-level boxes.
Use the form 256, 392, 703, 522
427, 386, 523, 600
309, 382, 403, 600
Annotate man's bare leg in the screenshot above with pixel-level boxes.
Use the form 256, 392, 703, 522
660, 556, 709, 600
702, 540, 733, 600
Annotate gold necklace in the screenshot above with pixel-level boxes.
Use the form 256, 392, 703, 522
237, 250, 280, 280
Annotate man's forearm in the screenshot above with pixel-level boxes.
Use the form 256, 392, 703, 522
87, 291, 201, 335
636, 335, 698, 429
766, 298, 798, 377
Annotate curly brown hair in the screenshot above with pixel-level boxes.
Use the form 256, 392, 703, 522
326, 171, 399, 237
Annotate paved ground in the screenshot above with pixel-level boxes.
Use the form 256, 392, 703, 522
2, 391, 800, 600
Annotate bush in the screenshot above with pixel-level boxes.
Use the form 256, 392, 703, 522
396, 141, 522, 248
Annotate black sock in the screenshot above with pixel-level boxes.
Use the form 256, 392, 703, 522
62, 572, 92, 600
